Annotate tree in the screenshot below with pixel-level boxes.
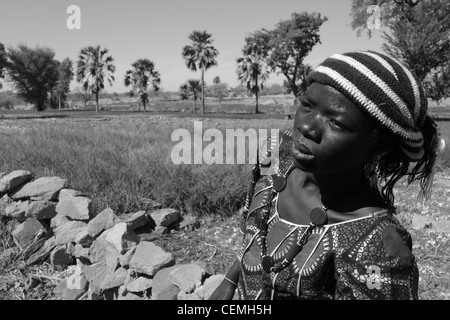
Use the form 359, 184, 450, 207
250, 12, 327, 98
423, 65, 450, 105
76, 45, 115, 112
124, 59, 161, 112
72, 87, 93, 108
236, 40, 272, 113
0, 42, 7, 89
6, 44, 59, 111
54, 58, 74, 109
210, 76, 228, 107
179, 79, 202, 114
182, 30, 219, 114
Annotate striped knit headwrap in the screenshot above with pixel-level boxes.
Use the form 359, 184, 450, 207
307, 50, 429, 162
307, 50, 440, 201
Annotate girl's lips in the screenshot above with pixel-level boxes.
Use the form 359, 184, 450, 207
292, 142, 315, 161
293, 140, 313, 155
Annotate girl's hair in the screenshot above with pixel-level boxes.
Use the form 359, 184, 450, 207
306, 50, 440, 211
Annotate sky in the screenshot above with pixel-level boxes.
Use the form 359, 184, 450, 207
0, 0, 385, 93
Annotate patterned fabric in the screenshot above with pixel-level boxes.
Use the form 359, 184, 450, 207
237, 129, 419, 300
306, 51, 427, 162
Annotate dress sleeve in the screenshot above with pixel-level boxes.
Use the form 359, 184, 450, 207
334, 225, 419, 300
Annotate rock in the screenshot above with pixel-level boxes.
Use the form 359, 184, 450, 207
73, 244, 90, 260
152, 265, 181, 299
4, 200, 30, 221
12, 218, 47, 249
104, 245, 120, 274
53, 220, 88, 246
82, 261, 114, 294
119, 211, 149, 230
126, 276, 153, 293
0, 248, 15, 268
0, 194, 13, 214
119, 246, 136, 268
139, 197, 162, 209
56, 196, 92, 221
87, 207, 116, 238
10, 176, 69, 201
50, 244, 73, 270
196, 274, 225, 300
105, 222, 140, 254
50, 213, 69, 229
138, 232, 160, 242
58, 189, 85, 201
0, 170, 33, 194
178, 213, 200, 231
178, 290, 202, 300
117, 292, 143, 300
149, 208, 181, 228
54, 277, 88, 300
129, 241, 175, 276
152, 284, 179, 300
88, 235, 115, 264
102, 267, 127, 290
27, 200, 57, 220
154, 226, 168, 235
169, 263, 207, 294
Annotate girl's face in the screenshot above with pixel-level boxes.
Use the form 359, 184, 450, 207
292, 82, 377, 174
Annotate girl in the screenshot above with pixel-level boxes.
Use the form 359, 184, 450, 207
210, 51, 439, 300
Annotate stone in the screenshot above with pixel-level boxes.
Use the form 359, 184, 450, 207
104, 222, 140, 254
50, 213, 69, 229
58, 189, 85, 201
154, 226, 168, 235
73, 244, 90, 260
87, 207, 116, 238
117, 292, 143, 300
53, 277, 88, 300
82, 262, 114, 294
11, 218, 47, 249
88, 236, 116, 264
126, 276, 153, 293
0, 194, 13, 214
152, 265, 181, 299
0, 170, 33, 194
74, 228, 93, 247
102, 267, 127, 290
178, 213, 200, 231
26, 200, 57, 220
53, 220, 88, 246
56, 196, 92, 221
150, 208, 181, 227
169, 263, 206, 294
0, 248, 15, 268
4, 200, 30, 221
139, 197, 162, 209
129, 241, 175, 276
196, 274, 225, 300
119, 246, 136, 268
178, 290, 202, 300
50, 244, 73, 270
152, 284, 179, 300
119, 211, 149, 230
25, 236, 57, 266
10, 176, 68, 201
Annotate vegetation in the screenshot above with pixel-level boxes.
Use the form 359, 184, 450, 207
236, 39, 271, 114
0, 42, 6, 89
124, 59, 161, 112
76, 45, 116, 113
350, 0, 450, 103
182, 30, 219, 114
179, 79, 202, 113
5, 45, 59, 111
53, 58, 74, 110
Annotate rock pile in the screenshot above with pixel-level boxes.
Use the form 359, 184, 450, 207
0, 170, 224, 300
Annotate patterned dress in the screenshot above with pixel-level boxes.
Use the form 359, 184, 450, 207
237, 129, 419, 300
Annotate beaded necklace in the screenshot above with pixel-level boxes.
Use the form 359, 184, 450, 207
258, 164, 359, 274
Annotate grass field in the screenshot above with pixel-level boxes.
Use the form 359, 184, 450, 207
1, 104, 450, 300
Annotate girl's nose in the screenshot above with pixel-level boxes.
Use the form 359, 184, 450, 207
298, 113, 322, 142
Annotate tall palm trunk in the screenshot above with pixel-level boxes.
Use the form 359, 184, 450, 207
193, 99, 196, 114
255, 76, 259, 114
201, 66, 205, 114
95, 91, 99, 113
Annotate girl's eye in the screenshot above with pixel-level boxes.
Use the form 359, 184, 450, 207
330, 119, 346, 130
300, 101, 312, 112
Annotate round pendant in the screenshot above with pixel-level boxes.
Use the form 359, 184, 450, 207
310, 207, 327, 227
272, 175, 287, 192
262, 255, 274, 273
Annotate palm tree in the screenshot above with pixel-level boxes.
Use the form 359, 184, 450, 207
179, 79, 202, 114
76, 45, 115, 112
236, 44, 271, 114
124, 59, 161, 112
182, 30, 219, 114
